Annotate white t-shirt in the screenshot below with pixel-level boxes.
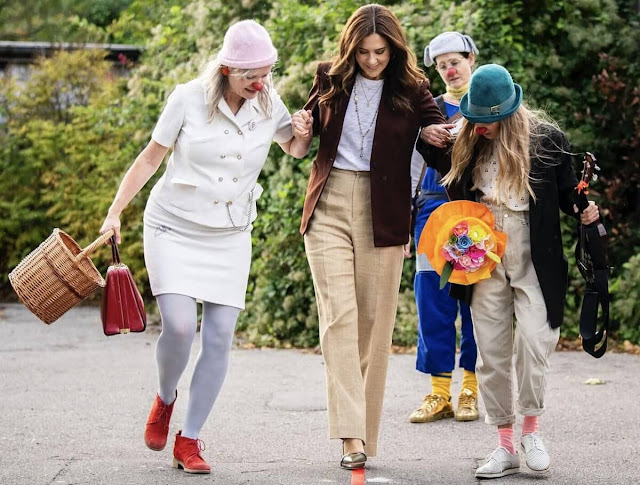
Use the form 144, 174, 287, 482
333, 74, 384, 171
148, 79, 293, 228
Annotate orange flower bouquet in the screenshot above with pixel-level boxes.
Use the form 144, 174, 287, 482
417, 201, 508, 289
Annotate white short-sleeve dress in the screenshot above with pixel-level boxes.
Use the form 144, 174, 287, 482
143, 79, 293, 309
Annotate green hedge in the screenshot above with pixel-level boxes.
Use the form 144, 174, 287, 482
1, 0, 638, 348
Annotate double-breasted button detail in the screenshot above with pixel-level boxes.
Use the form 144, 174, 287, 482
149, 80, 293, 229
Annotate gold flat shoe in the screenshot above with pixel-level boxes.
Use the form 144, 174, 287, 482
340, 451, 367, 470
409, 394, 454, 423
455, 388, 479, 422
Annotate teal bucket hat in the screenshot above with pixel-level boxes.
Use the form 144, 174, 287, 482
459, 64, 522, 123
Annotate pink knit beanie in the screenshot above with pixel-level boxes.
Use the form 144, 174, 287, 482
218, 20, 278, 69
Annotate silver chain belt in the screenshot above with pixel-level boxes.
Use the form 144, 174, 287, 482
225, 189, 254, 232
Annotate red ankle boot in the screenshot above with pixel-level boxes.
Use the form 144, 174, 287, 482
144, 393, 176, 451
172, 431, 211, 474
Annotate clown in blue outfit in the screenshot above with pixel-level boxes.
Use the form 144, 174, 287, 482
409, 32, 480, 424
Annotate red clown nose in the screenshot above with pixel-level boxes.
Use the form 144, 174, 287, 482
251, 82, 264, 91
447, 67, 456, 77
475, 127, 488, 135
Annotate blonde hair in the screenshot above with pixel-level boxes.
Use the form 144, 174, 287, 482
442, 104, 561, 203
321, 4, 425, 112
199, 55, 274, 121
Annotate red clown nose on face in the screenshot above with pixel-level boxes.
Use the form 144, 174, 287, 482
475, 126, 488, 135
251, 82, 264, 91
447, 67, 456, 78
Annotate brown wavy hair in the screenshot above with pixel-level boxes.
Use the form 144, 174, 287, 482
320, 4, 425, 112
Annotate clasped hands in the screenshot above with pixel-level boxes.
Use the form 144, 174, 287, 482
292, 109, 313, 140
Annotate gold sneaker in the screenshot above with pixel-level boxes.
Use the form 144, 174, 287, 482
409, 394, 454, 423
455, 388, 479, 421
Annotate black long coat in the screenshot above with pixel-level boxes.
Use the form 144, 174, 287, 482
417, 125, 586, 328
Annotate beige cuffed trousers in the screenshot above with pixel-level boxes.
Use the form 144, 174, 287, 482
304, 168, 404, 457
471, 205, 560, 426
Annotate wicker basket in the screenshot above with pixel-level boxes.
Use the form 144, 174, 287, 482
9, 228, 114, 324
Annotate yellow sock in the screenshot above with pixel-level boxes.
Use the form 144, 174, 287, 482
461, 369, 478, 395
431, 374, 452, 401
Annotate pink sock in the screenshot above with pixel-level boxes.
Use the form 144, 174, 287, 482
498, 427, 516, 454
522, 415, 539, 435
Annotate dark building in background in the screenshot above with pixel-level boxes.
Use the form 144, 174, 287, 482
0, 40, 143, 81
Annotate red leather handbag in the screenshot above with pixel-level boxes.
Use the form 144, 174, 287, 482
101, 236, 146, 336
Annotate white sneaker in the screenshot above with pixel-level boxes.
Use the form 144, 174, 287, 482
520, 433, 551, 473
475, 446, 521, 478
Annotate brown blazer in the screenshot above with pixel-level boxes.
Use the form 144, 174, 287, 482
299, 62, 446, 247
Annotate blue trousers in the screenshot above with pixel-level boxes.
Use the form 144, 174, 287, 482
415, 270, 476, 374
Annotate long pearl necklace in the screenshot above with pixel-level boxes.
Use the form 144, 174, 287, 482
353, 80, 382, 158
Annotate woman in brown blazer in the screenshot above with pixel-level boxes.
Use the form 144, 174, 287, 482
291, 4, 451, 470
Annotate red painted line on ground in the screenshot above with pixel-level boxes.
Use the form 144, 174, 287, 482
350, 468, 365, 485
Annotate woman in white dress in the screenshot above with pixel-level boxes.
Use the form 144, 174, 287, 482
99, 20, 308, 474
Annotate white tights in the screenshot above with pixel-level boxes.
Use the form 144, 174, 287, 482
155, 293, 239, 439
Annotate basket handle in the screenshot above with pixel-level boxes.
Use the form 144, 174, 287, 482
75, 229, 115, 262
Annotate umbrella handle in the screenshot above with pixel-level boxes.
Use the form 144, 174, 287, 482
75, 229, 114, 262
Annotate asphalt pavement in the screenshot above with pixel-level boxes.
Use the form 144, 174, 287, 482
1, 303, 639, 485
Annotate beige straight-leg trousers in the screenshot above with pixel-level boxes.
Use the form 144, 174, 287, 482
304, 168, 404, 457
471, 206, 560, 426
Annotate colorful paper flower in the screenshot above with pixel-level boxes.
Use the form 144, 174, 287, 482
417, 201, 508, 287
468, 225, 488, 243
453, 222, 469, 237
467, 246, 486, 259
457, 235, 473, 249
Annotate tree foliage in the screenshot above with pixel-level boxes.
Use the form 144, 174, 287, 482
0, 0, 134, 42
1, 0, 638, 346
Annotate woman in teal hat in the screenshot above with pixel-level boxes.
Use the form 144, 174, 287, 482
418, 64, 600, 479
